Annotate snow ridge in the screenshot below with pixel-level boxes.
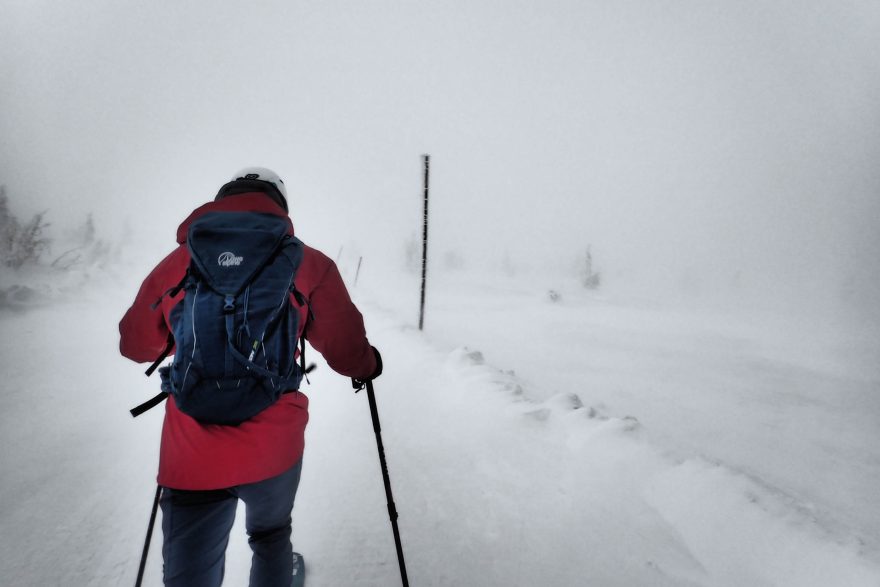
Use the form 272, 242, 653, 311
441, 343, 880, 586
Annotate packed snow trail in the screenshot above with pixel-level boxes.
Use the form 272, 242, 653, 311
1, 272, 879, 586
371, 269, 880, 555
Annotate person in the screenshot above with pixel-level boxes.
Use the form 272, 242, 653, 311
119, 167, 382, 586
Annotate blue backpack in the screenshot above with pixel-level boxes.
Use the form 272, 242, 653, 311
131, 211, 311, 425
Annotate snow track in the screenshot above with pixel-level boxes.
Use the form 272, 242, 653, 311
1, 278, 879, 586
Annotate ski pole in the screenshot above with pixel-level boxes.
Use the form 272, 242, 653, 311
365, 379, 410, 586
135, 485, 162, 587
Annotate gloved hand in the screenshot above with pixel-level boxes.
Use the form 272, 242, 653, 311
352, 346, 382, 391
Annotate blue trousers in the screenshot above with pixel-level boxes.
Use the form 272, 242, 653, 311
160, 460, 303, 587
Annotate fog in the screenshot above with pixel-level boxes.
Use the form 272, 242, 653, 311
2, 0, 879, 334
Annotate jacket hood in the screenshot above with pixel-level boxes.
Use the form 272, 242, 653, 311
176, 193, 294, 244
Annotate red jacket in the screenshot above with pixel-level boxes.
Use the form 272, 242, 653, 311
119, 193, 377, 489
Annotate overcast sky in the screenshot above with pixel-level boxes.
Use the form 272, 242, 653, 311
2, 0, 879, 330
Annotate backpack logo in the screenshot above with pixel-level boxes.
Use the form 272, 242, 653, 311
218, 251, 244, 267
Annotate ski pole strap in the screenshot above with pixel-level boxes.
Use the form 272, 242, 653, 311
130, 391, 168, 418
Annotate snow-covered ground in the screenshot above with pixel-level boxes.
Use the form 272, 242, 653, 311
1, 262, 878, 586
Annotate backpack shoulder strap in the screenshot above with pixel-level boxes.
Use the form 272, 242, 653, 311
144, 332, 175, 376
290, 281, 317, 381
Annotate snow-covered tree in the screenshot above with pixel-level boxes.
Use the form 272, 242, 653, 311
0, 188, 51, 269
7, 210, 50, 269
0, 187, 19, 263
580, 246, 601, 289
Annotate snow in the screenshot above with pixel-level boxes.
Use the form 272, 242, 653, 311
3, 0, 879, 582
1, 263, 879, 586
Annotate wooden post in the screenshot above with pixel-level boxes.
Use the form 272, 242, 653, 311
419, 154, 430, 331
354, 256, 363, 287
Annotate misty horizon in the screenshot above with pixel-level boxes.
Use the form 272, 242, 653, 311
2, 0, 878, 334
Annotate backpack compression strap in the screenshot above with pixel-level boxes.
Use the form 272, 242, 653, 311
133, 279, 316, 417
143, 271, 188, 376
